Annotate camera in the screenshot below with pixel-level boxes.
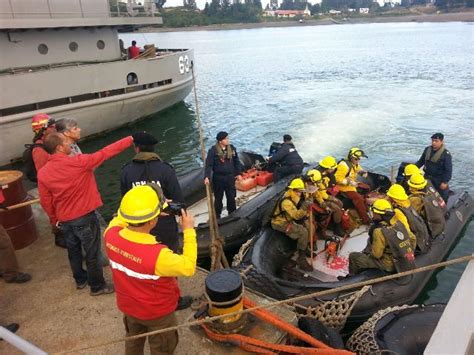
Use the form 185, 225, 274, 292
163, 202, 186, 216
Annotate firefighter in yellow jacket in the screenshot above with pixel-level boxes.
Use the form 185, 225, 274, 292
348, 199, 415, 275
104, 185, 197, 355
271, 178, 312, 271
335, 147, 370, 224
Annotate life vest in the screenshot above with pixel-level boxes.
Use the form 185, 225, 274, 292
381, 221, 416, 272
398, 206, 430, 253
425, 145, 446, 164
426, 181, 447, 211
337, 159, 354, 178
104, 226, 180, 320
272, 193, 304, 222
421, 190, 446, 238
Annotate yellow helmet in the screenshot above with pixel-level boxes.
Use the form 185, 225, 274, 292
307, 169, 322, 183
371, 199, 393, 215
403, 164, 420, 177
319, 156, 337, 169
118, 185, 163, 224
408, 173, 427, 190
387, 184, 409, 201
348, 147, 368, 160
288, 178, 305, 191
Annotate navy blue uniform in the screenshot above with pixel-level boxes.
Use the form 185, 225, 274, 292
416, 146, 452, 202
268, 143, 304, 182
120, 152, 184, 252
205, 144, 242, 218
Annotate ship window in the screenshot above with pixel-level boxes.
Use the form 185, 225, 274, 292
38, 44, 48, 55
97, 40, 105, 50
127, 72, 138, 85
69, 42, 79, 52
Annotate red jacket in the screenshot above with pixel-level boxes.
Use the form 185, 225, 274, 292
105, 226, 180, 320
38, 137, 133, 225
32, 138, 49, 173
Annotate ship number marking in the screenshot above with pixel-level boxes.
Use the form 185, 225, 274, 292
179, 55, 190, 74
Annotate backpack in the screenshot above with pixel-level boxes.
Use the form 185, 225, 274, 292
22, 143, 45, 182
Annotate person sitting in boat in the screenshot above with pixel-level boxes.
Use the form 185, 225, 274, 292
348, 199, 415, 275
271, 178, 313, 272
335, 148, 370, 224
305, 169, 345, 237
407, 174, 446, 239
267, 134, 304, 182
386, 184, 429, 253
399, 164, 421, 193
415, 133, 452, 203
128, 40, 141, 59
204, 131, 242, 219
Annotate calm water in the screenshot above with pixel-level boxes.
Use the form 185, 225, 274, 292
80, 22, 473, 303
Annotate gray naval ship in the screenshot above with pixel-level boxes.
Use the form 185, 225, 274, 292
0, 0, 194, 166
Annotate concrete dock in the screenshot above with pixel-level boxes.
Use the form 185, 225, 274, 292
1, 199, 296, 354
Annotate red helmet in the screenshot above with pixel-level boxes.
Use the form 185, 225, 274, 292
31, 113, 52, 132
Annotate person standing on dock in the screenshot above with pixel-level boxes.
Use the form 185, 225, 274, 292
55, 118, 82, 156
104, 185, 197, 355
416, 133, 452, 203
0, 188, 31, 284
204, 131, 242, 219
37, 132, 134, 296
267, 134, 304, 182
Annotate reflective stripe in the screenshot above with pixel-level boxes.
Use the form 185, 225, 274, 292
109, 260, 160, 280
119, 204, 160, 222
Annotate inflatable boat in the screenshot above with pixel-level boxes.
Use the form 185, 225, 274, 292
347, 304, 445, 354
233, 176, 472, 322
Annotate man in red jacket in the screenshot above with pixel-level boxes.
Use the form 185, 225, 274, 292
38, 132, 133, 296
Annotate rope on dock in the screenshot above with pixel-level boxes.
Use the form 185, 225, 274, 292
52, 254, 473, 354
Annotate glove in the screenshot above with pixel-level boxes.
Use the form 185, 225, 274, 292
349, 180, 358, 187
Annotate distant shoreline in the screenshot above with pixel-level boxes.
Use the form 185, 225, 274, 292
141, 11, 474, 33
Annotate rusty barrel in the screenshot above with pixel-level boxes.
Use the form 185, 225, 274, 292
0, 170, 38, 249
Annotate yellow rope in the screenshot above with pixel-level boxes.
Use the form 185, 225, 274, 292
52, 255, 473, 354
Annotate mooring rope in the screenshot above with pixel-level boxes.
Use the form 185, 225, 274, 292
52, 254, 473, 354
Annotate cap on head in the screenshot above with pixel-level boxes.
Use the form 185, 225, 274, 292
319, 156, 337, 169
403, 164, 420, 177
31, 113, 53, 132
431, 132, 444, 140
408, 173, 427, 190
118, 185, 162, 224
371, 199, 393, 215
283, 134, 292, 142
387, 184, 408, 201
216, 131, 228, 141
348, 147, 368, 160
288, 178, 305, 191
307, 169, 322, 183
133, 132, 158, 146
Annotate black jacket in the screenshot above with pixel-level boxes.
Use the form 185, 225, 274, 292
416, 146, 452, 183
120, 152, 184, 203
270, 143, 303, 167
205, 144, 241, 179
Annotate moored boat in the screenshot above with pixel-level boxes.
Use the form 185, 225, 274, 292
0, 0, 194, 166
233, 182, 473, 322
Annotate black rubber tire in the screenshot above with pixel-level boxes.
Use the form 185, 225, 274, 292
238, 264, 286, 300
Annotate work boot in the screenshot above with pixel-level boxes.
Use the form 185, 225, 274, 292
176, 296, 193, 311
333, 223, 345, 237
54, 231, 67, 249
5, 273, 31, 284
90, 284, 115, 296
297, 250, 313, 272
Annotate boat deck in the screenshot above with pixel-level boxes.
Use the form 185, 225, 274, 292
0, 197, 296, 354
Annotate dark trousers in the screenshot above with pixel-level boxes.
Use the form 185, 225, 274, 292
212, 174, 237, 218
61, 212, 105, 292
151, 215, 179, 253
0, 224, 19, 281
123, 312, 178, 355
273, 165, 303, 182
